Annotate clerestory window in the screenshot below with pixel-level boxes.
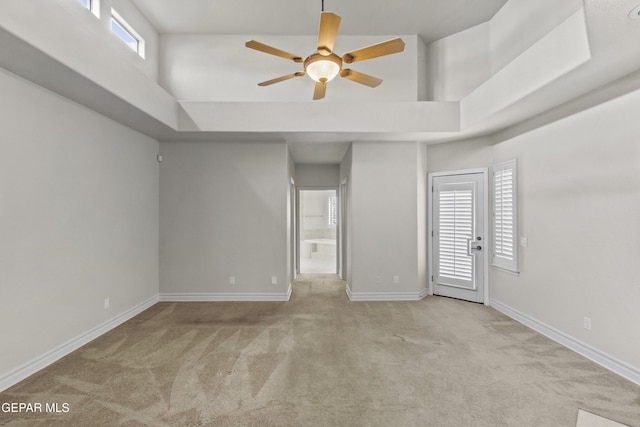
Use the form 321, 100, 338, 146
110, 9, 145, 58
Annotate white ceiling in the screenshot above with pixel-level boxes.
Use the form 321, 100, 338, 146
129, 0, 509, 44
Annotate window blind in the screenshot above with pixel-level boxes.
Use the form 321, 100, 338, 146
328, 196, 337, 227
492, 160, 518, 273
438, 189, 473, 281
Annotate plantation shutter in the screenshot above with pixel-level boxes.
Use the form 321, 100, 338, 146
438, 189, 473, 281
328, 196, 337, 227
492, 160, 518, 273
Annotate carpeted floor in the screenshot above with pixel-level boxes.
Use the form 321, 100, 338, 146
1, 274, 639, 426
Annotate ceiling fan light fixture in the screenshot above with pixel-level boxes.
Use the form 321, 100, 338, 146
246, 7, 405, 99
304, 53, 342, 83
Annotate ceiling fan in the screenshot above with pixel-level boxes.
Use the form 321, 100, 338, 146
245, 4, 405, 100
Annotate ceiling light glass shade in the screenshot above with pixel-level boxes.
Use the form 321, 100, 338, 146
304, 53, 342, 82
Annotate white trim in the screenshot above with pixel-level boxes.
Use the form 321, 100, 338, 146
491, 299, 640, 386
89, 0, 100, 18
346, 283, 428, 301
160, 285, 292, 302
0, 294, 158, 393
428, 168, 490, 305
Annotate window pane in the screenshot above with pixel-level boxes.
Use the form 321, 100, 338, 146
111, 16, 138, 52
78, 0, 90, 9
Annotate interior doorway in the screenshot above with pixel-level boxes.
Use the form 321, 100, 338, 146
298, 189, 338, 274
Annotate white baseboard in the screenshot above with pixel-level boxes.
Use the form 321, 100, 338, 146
490, 299, 640, 386
160, 285, 292, 302
346, 283, 428, 301
0, 294, 159, 393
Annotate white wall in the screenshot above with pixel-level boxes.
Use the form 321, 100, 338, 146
425, 0, 584, 102
3, 0, 160, 82
349, 141, 426, 297
427, 137, 495, 173
426, 88, 640, 374
0, 68, 159, 383
159, 141, 290, 297
491, 89, 640, 370
427, 22, 490, 101
62, 0, 160, 81
0, 0, 178, 132
490, 0, 583, 74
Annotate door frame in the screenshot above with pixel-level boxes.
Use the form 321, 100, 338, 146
289, 177, 297, 282
428, 168, 489, 305
296, 186, 339, 275
339, 177, 348, 280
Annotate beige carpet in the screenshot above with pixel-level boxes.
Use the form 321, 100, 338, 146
1, 274, 639, 426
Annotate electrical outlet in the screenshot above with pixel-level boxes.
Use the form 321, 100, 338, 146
376, 276, 383, 284
520, 237, 529, 247
393, 276, 400, 284
229, 276, 235, 285
584, 316, 592, 331
104, 298, 110, 309
271, 276, 277, 285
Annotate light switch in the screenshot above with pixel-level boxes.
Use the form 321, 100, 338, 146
520, 237, 528, 247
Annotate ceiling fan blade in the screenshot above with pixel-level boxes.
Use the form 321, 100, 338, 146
317, 12, 341, 56
342, 38, 405, 64
258, 71, 305, 86
313, 81, 327, 100
246, 40, 304, 63
339, 69, 382, 88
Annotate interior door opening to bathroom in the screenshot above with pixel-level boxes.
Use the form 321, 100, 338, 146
298, 189, 338, 274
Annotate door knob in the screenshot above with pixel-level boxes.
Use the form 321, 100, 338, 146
470, 245, 482, 251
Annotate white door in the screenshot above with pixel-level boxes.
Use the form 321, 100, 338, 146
432, 172, 486, 303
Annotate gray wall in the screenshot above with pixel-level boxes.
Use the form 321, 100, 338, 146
294, 164, 340, 188
159, 141, 290, 297
427, 87, 640, 371
0, 67, 159, 379
349, 141, 427, 296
